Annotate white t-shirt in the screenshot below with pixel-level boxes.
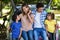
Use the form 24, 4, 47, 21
34, 12, 42, 28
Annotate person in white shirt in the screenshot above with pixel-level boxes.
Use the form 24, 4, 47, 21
33, 3, 47, 40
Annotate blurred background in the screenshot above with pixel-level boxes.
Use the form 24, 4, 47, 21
0, 0, 60, 40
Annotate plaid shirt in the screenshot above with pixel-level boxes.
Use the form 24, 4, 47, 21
32, 10, 47, 29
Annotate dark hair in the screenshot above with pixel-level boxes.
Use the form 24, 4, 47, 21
12, 10, 21, 21
22, 3, 28, 8
36, 3, 44, 8
46, 12, 55, 19
52, 13, 54, 19
21, 3, 30, 15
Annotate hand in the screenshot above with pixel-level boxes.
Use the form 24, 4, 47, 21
54, 30, 56, 34
18, 28, 22, 40
18, 36, 21, 40
47, 33, 50, 37
28, 10, 31, 15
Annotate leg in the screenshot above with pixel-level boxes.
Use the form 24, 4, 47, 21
12, 38, 18, 40
28, 30, 33, 40
48, 32, 53, 40
34, 29, 39, 40
41, 30, 47, 40
22, 31, 28, 40
52, 33, 55, 40
56, 30, 58, 40
10, 32, 12, 40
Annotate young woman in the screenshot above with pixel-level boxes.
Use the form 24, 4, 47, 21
44, 12, 57, 40
20, 4, 34, 40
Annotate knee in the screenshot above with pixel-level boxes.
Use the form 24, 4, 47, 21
34, 30, 37, 34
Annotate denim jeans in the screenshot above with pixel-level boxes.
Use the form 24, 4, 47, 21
9, 32, 12, 40
9, 32, 19, 40
12, 38, 18, 40
34, 28, 47, 40
22, 30, 33, 40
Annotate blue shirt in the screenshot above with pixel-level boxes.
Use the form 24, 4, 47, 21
32, 10, 47, 29
10, 21, 22, 38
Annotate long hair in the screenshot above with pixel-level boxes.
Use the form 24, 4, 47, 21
46, 12, 55, 20
21, 3, 30, 16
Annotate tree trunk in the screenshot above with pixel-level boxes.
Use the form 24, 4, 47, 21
0, 0, 2, 17
10, 0, 16, 11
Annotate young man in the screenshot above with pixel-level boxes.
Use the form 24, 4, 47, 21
33, 3, 47, 40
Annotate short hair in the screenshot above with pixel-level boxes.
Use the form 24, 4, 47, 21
36, 3, 44, 8
51, 13, 54, 19
12, 10, 21, 21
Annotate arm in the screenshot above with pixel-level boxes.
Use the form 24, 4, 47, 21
45, 24, 50, 37
44, 20, 48, 31
44, 20, 49, 36
45, 24, 48, 31
19, 28, 22, 39
54, 20, 57, 33
7, 25, 11, 32
54, 24, 58, 33
27, 10, 34, 24
7, 26, 10, 31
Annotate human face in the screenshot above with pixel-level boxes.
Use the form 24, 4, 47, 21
16, 15, 20, 21
47, 15, 52, 20
37, 7, 44, 12
22, 6, 29, 14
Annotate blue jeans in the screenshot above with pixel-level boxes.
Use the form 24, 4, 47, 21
9, 32, 19, 40
22, 30, 33, 40
34, 28, 47, 40
12, 38, 18, 40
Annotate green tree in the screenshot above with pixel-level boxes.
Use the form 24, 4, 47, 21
51, 0, 60, 9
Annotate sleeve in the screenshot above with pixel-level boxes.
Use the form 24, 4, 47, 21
42, 11, 47, 23
44, 20, 47, 25
44, 11, 47, 21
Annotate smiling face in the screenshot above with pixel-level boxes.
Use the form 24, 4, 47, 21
22, 6, 30, 15
47, 16, 52, 20
47, 14, 52, 20
37, 7, 44, 12
36, 3, 44, 13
